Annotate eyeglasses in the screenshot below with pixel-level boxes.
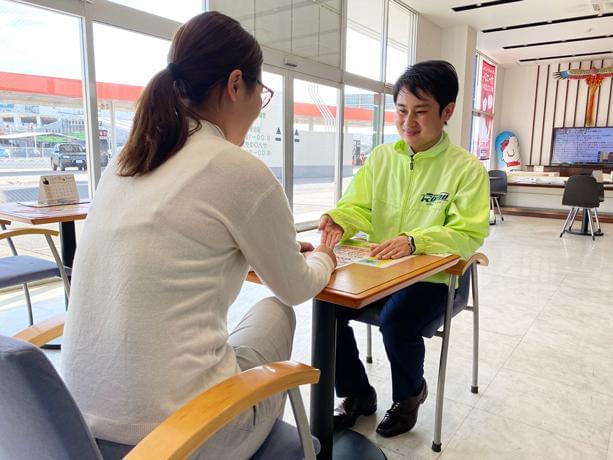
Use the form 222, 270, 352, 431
243, 75, 274, 109
257, 79, 274, 109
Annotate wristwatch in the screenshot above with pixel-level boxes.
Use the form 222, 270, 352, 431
406, 235, 416, 254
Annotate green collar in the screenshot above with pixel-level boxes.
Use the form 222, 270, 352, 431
393, 131, 449, 159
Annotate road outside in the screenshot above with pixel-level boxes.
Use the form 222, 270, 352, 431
0, 158, 90, 203
0, 158, 358, 222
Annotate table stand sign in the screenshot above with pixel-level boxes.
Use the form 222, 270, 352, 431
36, 174, 81, 206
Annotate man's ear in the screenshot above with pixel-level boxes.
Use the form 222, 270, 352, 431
225, 69, 242, 102
441, 102, 455, 123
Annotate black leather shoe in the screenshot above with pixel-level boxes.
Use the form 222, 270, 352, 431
334, 386, 377, 429
376, 380, 428, 438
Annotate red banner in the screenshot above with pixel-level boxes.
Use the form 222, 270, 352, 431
476, 59, 496, 159
480, 60, 496, 115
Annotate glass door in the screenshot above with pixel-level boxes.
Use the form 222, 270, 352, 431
292, 78, 340, 224
244, 70, 284, 183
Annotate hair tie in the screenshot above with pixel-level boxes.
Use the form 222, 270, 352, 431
167, 62, 183, 81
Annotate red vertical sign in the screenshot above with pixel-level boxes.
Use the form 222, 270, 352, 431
480, 60, 495, 114
477, 60, 496, 159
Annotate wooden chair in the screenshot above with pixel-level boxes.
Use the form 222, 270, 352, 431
363, 253, 488, 451
1, 315, 320, 460
0, 221, 70, 325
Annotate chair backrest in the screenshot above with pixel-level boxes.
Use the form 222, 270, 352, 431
562, 175, 600, 208
598, 183, 605, 203
420, 269, 471, 338
488, 170, 508, 195
0, 335, 102, 460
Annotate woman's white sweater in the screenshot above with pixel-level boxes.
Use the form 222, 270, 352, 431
60, 122, 334, 445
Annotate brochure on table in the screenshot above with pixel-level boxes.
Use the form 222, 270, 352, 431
334, 240, 414, 268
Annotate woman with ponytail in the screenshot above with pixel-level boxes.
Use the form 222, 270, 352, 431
60, 11, 336, 459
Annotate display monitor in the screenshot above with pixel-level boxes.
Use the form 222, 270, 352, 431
550, 127, 613, 165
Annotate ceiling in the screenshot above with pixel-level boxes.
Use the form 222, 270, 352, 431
403, 0, 613, 66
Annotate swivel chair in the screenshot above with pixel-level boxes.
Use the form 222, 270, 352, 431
559, 175, 601, 241
1, 315, 320, 460
0, 221, 70, 325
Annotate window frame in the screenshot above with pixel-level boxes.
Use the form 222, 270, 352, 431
13, 0, 416, 223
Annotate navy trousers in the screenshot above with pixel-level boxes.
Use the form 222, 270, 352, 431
334, 281, 449, 402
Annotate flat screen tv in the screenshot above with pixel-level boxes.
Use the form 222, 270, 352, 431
550, 127, 613, 165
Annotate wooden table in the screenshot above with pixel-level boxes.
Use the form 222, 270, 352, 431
248, 252, 460, 459
0, 201, 90, 272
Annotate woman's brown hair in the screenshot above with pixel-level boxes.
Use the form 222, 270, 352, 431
117, 11, 263, 176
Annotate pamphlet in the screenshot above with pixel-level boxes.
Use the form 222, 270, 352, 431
334, 240, 414, 268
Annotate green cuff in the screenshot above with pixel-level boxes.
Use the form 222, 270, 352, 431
411, 232, 428, 254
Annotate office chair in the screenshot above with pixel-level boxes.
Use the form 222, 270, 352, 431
0, 222, 70, 325
488, 170, 507, 224
594, 182, 605, 233
1, 314, 320, 460
559, 175, 601, 241
363, 253, 488, 452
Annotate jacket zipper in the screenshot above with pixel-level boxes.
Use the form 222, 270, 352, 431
399, 154, 415, 233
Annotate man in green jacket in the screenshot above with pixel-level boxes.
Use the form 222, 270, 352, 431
320, 60, 489, 437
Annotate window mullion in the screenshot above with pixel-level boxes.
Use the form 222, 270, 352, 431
78, 12, 101, 196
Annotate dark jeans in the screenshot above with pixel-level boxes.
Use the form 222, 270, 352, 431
335, 281, 449, 402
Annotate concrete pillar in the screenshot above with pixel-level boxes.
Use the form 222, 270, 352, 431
440, 25, 477, 150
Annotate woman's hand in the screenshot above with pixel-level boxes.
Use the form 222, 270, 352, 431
370, 236, 413, 259
298, 241, 314, 253
313, 244, 337, 268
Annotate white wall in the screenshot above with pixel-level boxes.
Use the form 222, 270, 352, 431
499, 65, 538, 167
415, 16, 441, 62
490, 65, 505, 169
499, 58, 613, 166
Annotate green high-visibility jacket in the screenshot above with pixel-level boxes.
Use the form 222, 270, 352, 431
326, 132, 490, 285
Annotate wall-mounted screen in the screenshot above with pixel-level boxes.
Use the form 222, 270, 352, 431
551, 127, 613, 165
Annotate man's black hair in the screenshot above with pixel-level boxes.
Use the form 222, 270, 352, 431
392, 60, 459, 115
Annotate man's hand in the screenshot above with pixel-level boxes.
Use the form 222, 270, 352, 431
318, 215, 343, 248
313, 244, 337, 268
298, 241, 314, 253
370, 236, 413, 259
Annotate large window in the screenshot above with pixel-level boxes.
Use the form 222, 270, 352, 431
343, 86, 381, 191
383, 94, 401, 144
386, 1, 416, 84
2, 0, 417, 225
469, 54, 497, 162
212, 0, 342, 68
345, 0, 384, 81
0, 0, 90, 202
107, 1, 202, 22
345, 0, 416, 84
93, 23, 170, 159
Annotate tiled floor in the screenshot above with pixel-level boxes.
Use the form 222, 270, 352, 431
2, 215, 613, 459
